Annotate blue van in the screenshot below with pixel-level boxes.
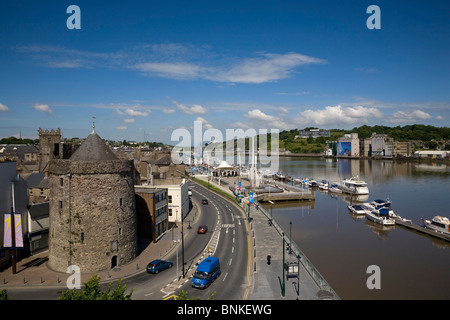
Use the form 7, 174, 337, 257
192, 257, 221, 289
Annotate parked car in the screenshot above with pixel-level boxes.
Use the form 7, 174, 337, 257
202, 199, 208, 205
146, 259, 173, 274
197, 225, 208, 234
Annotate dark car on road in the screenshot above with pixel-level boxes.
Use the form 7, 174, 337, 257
202, 199, 208, 205
147, 259, 173, 274
197, 225, 208, 234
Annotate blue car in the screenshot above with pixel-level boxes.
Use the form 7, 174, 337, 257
147, 259, 173, 274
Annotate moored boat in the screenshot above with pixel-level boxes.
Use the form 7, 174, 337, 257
338, 176, 369, 195
348, 204, 368, 215
328, 183, 342, 193
319, 180, 329, 190
423, 216, 450, 236
365, 207, 395, 225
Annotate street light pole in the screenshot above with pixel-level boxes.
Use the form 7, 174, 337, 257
180, 210, 185, 279
10, 181, 17, 274
289, 221, 292, 254
269, 200, 274, 225
282, 232, 286, 297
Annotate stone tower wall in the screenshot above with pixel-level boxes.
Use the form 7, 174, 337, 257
38, 128, 61, 174
48, 159, 138, 273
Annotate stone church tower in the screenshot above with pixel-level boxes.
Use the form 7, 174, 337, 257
38, 128, 61, 174
47, 129, 138, 273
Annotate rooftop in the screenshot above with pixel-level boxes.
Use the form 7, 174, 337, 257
69, 129, 118, 162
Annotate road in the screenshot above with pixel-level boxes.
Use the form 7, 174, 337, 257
5, 180, 250, 300
127, 180, 250, 300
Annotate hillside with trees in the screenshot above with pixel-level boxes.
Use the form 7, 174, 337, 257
279, 125, 450, 154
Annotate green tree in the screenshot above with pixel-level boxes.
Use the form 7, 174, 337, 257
59, 275, 134, 300
0, 289, 11, 300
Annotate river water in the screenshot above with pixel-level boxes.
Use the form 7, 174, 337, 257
264, 157, 450, 300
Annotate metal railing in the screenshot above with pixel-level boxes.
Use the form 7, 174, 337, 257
254, 200, 340, 300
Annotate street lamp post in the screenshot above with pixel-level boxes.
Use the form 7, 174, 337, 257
282, 232, 286, 297
289, 221, 292, 254
180, 210, 185, 279
269, 200, 274, 225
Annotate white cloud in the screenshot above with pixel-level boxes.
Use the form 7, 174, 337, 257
195, 117, 213, 129
174, 101, 208, 114
247, 109, 279, 122
125, 108, 149, 117
115, 126, 128, 130
123, 118, 135, 123
0, 103, 9, 112
388, 110, 432, 123
245, 108, 289, 129
17, 43, 326, 84
33, 104, 53, 114
212, 53, 326, 84
299, 105, 383, 126
133, 62, 205, 80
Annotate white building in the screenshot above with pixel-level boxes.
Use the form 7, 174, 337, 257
162, 179, 190, 225
414, 150, 449, 159
337, 133, 360, 157
371, 133, 394, 157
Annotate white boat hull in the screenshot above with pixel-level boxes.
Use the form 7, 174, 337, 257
338, 176, 369, 195
366, 211, 395, 225
348, 205, 367, 215
423, 219, 450, 236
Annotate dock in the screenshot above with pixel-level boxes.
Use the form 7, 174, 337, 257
255, 191, 315, 202
394, 218, 450, 242
255, 181, 315, 202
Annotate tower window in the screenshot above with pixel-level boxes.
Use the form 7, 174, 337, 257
119, 198, 123, 206
60, 177, 64, 187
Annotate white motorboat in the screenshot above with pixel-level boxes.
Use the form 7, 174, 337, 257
328, 183, 342, 193
369, 199, 392, 207
364, 199, 394, 215
308, 179, 318, 188
365, 199, 412, 223
319, 180, 329, 190
423, 216, 450, 236
338, 176, 369, 195
365, 206, 395, 226
348, 205, 368, 215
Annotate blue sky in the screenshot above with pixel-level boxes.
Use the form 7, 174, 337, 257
0, 0, 449, 143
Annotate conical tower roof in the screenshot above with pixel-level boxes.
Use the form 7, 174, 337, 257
70, 129, 118, 161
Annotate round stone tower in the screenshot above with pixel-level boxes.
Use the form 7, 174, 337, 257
48, 129, 138, 273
